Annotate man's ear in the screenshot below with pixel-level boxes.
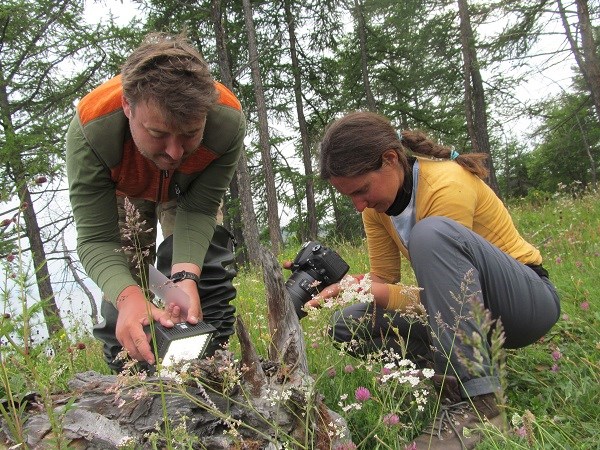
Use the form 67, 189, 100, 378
122, 95, 132, 119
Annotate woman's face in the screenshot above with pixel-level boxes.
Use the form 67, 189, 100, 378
329, 150, 404, 213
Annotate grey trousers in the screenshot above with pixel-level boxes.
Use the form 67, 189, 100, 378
331, 216, 560, 398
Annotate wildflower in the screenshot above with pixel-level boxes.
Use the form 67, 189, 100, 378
580, 301, 590, 310
76, 342, 86, 350
344, 364, 355, 373
382, 413, 400, 426
551, 364, 559, 372
562, 313, 569, 321
339, 274, 374, 304
555, 257, 562, 264
404, 443, 417, 450
327, 367, 336, 378
575, 261, 583, 268
516, 426, 527, 438
1, 218, 11, 227
6, 253, 15, 263
35, 176, 47, 184
551, 350, 561, 361
421, 368, 435, 379
355, 386, 371, 402
311, 342, 319, 349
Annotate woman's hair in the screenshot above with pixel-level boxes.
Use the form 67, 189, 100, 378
121, 32, 218, 124
319, 111, 489, 180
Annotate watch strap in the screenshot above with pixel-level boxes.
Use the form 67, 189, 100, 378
170, 270, 200, 284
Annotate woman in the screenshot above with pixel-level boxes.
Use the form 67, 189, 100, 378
314, 111, 560, 448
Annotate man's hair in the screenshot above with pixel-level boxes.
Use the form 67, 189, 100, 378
121, 32, 218, 123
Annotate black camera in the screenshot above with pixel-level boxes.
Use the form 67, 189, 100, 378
285, 241, 350, 318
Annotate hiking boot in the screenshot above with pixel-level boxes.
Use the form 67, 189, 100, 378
410, 393, 504, 449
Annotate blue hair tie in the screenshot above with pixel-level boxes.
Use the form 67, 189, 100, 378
450, 150, 459, 160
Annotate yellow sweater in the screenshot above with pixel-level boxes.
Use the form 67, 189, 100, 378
363, 158, 542, 311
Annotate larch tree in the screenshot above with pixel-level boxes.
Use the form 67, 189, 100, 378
242, 0, 283, 254
0, 0, 134, 337
457, 0, 501, 195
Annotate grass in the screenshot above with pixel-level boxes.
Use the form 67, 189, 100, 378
1, 188, 599, 449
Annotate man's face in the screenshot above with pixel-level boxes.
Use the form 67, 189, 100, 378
122, 97, 207, 171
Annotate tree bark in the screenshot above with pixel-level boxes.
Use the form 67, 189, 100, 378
19, 185, 65, 337
284, 0, 318, 241
457, 0, 501, 197
210, 0, 262, 265
241, 0, 283, 255
558, 0, 600, 124
354, 0, 377, 111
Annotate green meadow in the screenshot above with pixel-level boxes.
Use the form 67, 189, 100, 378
1, 189, 598, 449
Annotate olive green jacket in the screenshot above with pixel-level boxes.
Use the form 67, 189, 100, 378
66, 76, 245, 305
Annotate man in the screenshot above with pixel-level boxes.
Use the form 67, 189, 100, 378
66, 32, 245, 370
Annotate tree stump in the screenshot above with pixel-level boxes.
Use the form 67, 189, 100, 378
2, 248, 351, 449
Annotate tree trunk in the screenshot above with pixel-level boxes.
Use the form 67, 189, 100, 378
210, 0, 261, 265
241, 0, 283, 255
284, 0, 318, 241
457, 0, 501, 197
575, 114, 598, 188
354, 0, 377, 111
558, 0, 600, 124
18, 186, 65, 337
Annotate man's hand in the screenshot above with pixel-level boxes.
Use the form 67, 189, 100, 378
114, 281, 201, 365
115, 286, 170, 364
170, 263, 202, 323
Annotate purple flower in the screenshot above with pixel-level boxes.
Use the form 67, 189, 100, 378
327, 367, 337, 378
580, 301, 590, 310
516, 426, 527, 438
344, 364, 355, 373
551, 350, 561, 361
383, 413, 400, 426
404, 443, 417, 450
555, 257, 562, 264
575, 261, 583, 268
562, 313, 570, 321
551, 364, 559, 372
381, 366, 392, 376
355, 386, 371, 402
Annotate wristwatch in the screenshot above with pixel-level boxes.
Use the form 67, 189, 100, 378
170, 270, 200, 284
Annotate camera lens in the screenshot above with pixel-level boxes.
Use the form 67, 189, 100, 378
285, 270, 319, 318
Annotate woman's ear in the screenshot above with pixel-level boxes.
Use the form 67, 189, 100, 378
382, 149, 399, 166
